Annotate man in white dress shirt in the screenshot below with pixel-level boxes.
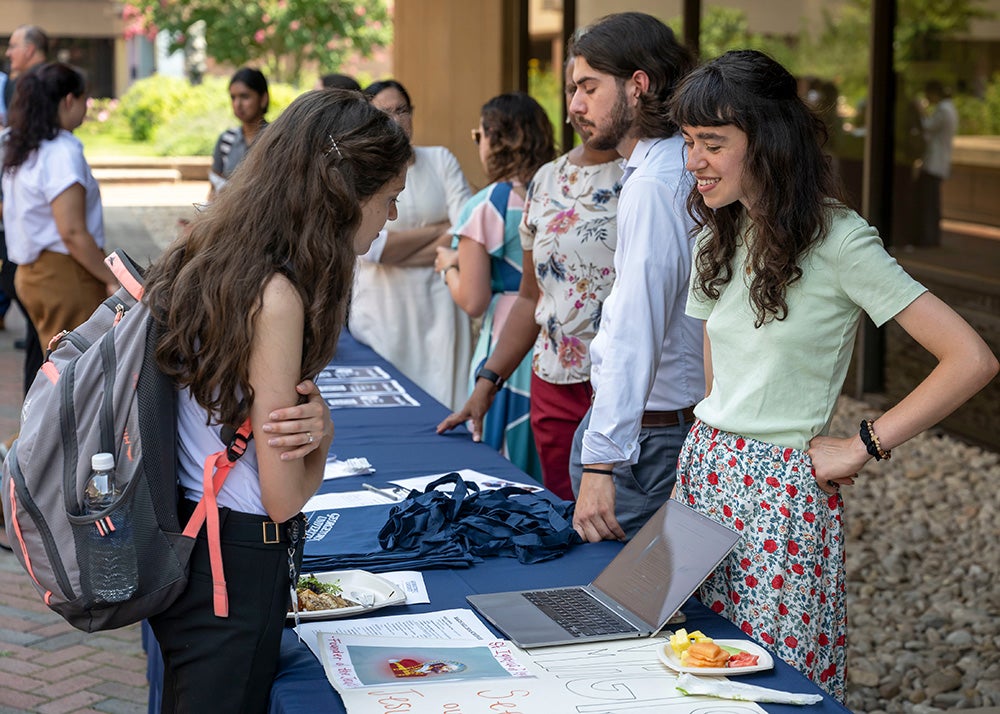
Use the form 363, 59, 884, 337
916, 80, 958, 247
567, 12, 705, 542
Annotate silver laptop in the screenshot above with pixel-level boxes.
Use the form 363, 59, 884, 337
466, 499, 740, 648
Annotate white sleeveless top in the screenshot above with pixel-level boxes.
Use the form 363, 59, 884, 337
177, 388, 264, 515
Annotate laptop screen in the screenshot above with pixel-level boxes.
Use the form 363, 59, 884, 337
591, 500, 740, 630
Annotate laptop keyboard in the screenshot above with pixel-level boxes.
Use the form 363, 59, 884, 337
523, 588, 640, 638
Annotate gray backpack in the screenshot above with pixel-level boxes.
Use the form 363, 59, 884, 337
0, 250, 249, 632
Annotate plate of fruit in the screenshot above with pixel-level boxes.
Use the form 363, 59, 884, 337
659, 628, 774, 675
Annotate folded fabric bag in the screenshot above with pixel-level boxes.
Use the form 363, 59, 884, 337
378, 473, 581, 564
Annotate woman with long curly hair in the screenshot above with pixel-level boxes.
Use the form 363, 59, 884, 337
434, 92, 555, 479
1, 62, 117, 357
670, 50, 997, 701
144, 89, 411, 714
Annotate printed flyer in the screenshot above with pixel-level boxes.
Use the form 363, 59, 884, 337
318, 635, 533, 689
314, 632, 770, 713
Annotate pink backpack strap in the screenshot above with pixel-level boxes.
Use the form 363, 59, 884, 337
104, 252, 145, 301
180, 418, 253, 618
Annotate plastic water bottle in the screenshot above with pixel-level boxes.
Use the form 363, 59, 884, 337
83, 453, 137, 603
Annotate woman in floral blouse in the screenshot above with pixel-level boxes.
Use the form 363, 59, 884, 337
437, 59, 622, 499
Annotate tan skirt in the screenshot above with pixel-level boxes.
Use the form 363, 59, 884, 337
15, 250, 106, 352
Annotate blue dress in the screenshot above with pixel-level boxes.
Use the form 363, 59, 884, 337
453, 181, 541, 480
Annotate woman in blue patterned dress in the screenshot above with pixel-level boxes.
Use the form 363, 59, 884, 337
433, 93, 555, 479
669, 50, 997, 701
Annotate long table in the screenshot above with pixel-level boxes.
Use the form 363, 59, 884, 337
266, 331, 850, 714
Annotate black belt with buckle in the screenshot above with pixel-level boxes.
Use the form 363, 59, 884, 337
180, 499, 305, 545
640, 406, 697, 428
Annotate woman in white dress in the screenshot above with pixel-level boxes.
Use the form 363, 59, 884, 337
348, 80, 472, 409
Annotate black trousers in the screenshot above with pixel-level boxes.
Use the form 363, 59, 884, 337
916, 170, 943, 247
0, 237, 44, 395
149, 506, 304, 714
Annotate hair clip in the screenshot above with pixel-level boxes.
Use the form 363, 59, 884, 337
325, 133, 344, 159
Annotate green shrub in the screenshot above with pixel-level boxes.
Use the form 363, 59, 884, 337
954, 72, 1000, 135
117, 75, 193, 141
79, 74, 307, 156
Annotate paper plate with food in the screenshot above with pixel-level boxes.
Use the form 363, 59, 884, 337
288, 569, 406, 621
659, 628, 774, 675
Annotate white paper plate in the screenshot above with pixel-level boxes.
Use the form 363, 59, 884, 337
658, 638, 774, 675
287, 569, 406, 621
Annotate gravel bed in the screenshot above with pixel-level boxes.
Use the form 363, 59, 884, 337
833, 395, 999, 712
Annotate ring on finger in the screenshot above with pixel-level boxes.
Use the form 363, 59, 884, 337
307, 432, 314, 444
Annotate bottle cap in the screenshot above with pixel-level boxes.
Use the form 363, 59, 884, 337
91, 453, 115, 472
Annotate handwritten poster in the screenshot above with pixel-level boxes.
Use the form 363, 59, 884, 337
323, 635, 767, 713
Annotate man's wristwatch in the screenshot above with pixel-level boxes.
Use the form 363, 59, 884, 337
475, 366, 505, 391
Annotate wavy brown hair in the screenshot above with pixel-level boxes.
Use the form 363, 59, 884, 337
143, 90, 412, 428
2, 63, 84, 173
569, 12, 695, 140
668, 50, 846, 327
480, 92, 555, 184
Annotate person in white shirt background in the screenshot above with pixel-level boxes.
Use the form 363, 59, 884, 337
349, 79, 473, 410
915, 79, 958, 248
1, 62, 118, 358
565, 12, 705, 542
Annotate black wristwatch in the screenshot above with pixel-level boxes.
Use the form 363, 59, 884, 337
475, 366, 505, 391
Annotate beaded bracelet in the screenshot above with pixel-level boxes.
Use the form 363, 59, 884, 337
859, 419, 891, 461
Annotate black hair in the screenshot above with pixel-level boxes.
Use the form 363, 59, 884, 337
2, 62, 84, 172
364, 79, 412, 110
320, 73, 361, 91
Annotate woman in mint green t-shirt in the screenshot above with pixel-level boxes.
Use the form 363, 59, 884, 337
668, 50, 997, 702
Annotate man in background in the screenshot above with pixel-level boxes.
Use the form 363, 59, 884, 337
2, 24, 49, 392
916, 80, 958, 248
566, 13, 705, 542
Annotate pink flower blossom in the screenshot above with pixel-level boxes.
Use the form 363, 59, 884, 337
557, 336, 587, 369
254, 29, 266, 43
262, 13, 271, 23
289, 20, 300, 31
545, 208, 579, 235
355, 5, 367, 16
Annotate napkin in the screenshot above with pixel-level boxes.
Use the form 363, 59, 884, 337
675, 673, 824, 705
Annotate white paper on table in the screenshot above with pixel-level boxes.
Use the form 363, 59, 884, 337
295, 608, 496, 661
303, 490, 393, 511
318, 634, 535, 690
379, 571, 429, 604
319, 379, 407, 395
323, 457, 375, 480
316, 365, 390, 382
390, 468, 543, 494
330, 636, 768, 714
325, 392, 420, 409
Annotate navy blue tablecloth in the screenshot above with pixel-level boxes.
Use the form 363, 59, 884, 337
148, 331, 850, 714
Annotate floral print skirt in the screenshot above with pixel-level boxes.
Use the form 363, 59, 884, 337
676, 420, 847, 702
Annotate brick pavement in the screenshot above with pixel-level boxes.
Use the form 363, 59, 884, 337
0, 180, 207, 714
